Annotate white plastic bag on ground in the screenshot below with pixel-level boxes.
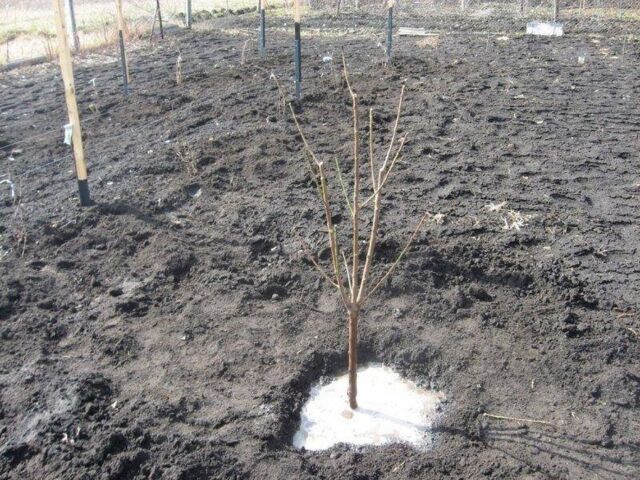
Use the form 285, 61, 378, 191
526, 21, 564, 37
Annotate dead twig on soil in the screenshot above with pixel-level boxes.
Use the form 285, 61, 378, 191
482, 412, 556, 428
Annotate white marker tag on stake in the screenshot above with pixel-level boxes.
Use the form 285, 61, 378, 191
64, 123, 73, 145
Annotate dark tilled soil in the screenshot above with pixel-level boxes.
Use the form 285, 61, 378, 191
0, 13, 639, 480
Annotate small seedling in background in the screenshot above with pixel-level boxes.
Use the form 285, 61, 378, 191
269, 72, 287, 117
41, 32, 56, 61
291, 54, 431, 409
240, 40, 249, 66
175, 142, 197, 175
176, 51, 183, 85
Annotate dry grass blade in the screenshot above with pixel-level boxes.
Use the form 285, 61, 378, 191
482, 413, 557, 428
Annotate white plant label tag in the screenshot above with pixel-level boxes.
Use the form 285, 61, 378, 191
64, 123, 73, 145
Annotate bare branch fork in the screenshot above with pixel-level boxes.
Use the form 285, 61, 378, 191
289, 54, 431, 409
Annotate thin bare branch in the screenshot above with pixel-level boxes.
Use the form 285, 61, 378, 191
378, 134, 407, 189
343, 52, 360, 304
364, 211, 431, 301
368, 108, 377, 190
379, 85, 405, 175
299, 237, 339, 288
342, 51, 356, 99
342, 250, 353, 294
334, 157, 354, 218
289, 102, 322, 168
361, 133, 407, 208
289, 102, 323, 197
310, 253, 340, 288
357, 177, 382, 302
318, 164, 350, 305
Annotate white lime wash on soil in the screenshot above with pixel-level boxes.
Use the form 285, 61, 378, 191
293, 364, 445, 451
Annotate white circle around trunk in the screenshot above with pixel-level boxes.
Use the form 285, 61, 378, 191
293, 364, 445, 451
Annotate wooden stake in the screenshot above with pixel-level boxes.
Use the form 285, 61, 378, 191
186, 0, 192, 29
553, 0, 559, 22
115, 0, 130, 93
64, 0, 80, 52
115, 0, 127, 36
293, 0, 300, 24
52, 0, 90, 206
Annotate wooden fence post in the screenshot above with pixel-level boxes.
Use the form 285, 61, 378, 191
64, 0, 80, 52
52, 0, 90, 206
186, 0, 192, 29
115, 0, 130, 94
293, 0, 301, 99
553, 0, 559, 22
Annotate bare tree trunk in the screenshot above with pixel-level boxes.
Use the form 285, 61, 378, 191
348, 308, 359, 409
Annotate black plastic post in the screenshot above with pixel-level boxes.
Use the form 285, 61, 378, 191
386, 7, 393, 60
294, 22, 302, 99
66, 0, 80, 52
156, 0, 164, 39
77, 179, 91, 206
118, 30, 128, 95
260, 7, 266, 53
